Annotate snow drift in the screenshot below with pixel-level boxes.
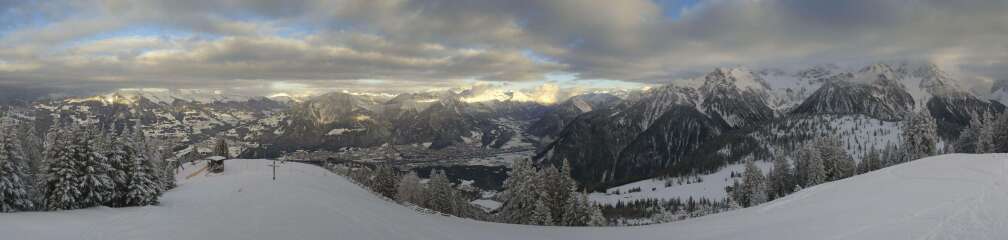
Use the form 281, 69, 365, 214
2, 154, 1007, 240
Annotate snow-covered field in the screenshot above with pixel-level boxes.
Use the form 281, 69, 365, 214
3, 154, 1007, 240
590, 161, 772, 205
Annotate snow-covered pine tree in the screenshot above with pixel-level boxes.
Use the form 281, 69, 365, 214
975, 112, 996, 153
740, 160, 767, 207
729, 179, 745, 206
370, 164, 398, 199
13, 122, 45, 208
955, 111, 984, 153
561, 191, 586, 226
556, 159, 578, 225
105, 132, 133, 207
587, 201, 607, 226
426, 169, 455, 215
560, 191, 601, 226
796, 143, 825, 188
123, 130, 161, 206
124, 159, 160, 206
14, 122, 44, 183
530, 198, 553, 225
76, 127, 115, 208
0, 127, 34, 212
901, 110, 938, 160
135, 132, 175, 191
989, 112, 1008, 153
815, 136, 855, 181
766, 157, 793, 199
498, 158, 538, 224
395, 171, 424, 205
43, 128, 78, 210
538, 160, 577, 225
858, 148, 883, 174
44, 126, 115, 210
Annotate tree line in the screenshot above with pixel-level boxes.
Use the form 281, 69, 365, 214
0, 120, 175, 212
733, 109, 1008, 208
334, 158, 606, 226
954, 110, 1008, 154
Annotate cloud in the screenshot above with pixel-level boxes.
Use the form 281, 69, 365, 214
0, 0, 1006, 97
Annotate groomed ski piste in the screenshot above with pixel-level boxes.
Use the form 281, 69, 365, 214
3, 154, 1007, 240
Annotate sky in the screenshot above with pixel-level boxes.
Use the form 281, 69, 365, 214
0, 0, 1006, 99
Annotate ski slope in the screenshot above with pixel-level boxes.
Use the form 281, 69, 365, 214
3, 154, 1007, 240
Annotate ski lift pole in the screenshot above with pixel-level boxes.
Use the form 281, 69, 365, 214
273, 158, 277, 181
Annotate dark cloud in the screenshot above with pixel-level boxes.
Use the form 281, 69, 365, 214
0, 0, 1005, 96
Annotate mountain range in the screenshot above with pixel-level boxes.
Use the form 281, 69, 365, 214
7, 61, 1005, 190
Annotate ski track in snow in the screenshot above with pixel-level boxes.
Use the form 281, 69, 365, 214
2, 154, 1008, 240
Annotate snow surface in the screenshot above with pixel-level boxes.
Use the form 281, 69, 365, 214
4, 154, 1008, 240
590, 161, 772, 205
470, 199, 502, 211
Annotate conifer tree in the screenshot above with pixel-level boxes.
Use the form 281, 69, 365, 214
858, 148, 883, 174
15, 122, 45, 207
75, 127, 115, 208
561, 192, 586, 226
43, 128, 79, 210
137, 133, 175, 191
530, 198, 553, 225
766, 157, 792, 199
815, 136, 855, 181
499, 158, 538, 224
426, 169, 455, 215
796, 143, 825, 187
975, 112, 997, 153
989, 113, 1008, 153
555, 159, 579, 225
0, 127, 34, 212
44, 127, 114, 210
539, 161, 577, 225
587, 203, 606, 226
124, 160, 160, 206
105, 133, 133, 207
123, 130, 161, 206
955, 111, 984, 153
371, 164, 399, 199
740, 160, 767, 207
901, 110, 938, 160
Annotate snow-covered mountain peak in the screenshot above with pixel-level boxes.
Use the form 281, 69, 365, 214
906, 62, 965, 97
704, 67, 771, 93
69, 88, 257, 105
853, 63, 902, 84
458, 87, 559, 105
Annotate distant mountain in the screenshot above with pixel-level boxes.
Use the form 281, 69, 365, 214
528, 93, 621, 139
537, 68, 778, 189
12, 61, 1003, 191
264, 92, 389, 154
536, 62, 1005, 190
791, 64, 916, 120
29, 90, 289, 156
249, 90, 552, 157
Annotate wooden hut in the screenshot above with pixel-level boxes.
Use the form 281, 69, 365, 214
206, 156, 226, 173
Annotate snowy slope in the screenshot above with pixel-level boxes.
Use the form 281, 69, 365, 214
3, 155, 1008, 240
590, 161, 772, 205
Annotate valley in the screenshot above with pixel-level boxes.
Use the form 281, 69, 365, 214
4, 61, 1008, 229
